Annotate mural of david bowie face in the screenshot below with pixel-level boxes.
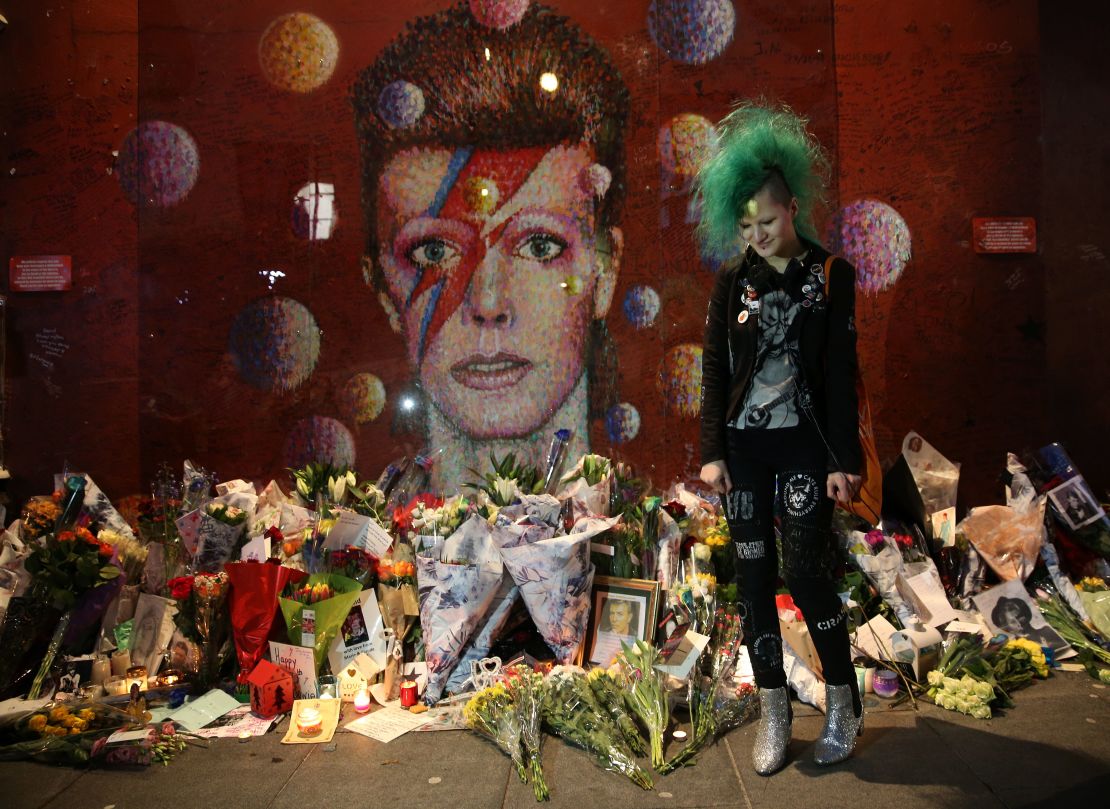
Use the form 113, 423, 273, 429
375, 142, 622, 442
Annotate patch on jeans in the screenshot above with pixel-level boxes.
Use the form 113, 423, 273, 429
814, 610, 846, 632
735, 540, 765, 560
782, 473, 820, 517
725, 489, 756, 522
751, 632, 783, 671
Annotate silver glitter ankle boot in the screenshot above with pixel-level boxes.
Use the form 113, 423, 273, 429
814, 682, 864, 765
752, 686, 792, 775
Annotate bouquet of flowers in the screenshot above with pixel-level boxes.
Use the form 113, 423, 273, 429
416, 515, 505, 704
558, 454, 614, 518
92, 721, 195, 767
225, 561, 306, 684
466, 452, 544, 507
411, 495, 471, 539
614, 640, 669, 770
23, 518, 122, 698
925, 634, 1008, 718
0, 699, 132, 765
18, 496, 62, 541
279, 573, 362, 672
377, 544, 420, 698
541, 667, 653, 790
192, 572, 231, 688
325, 546, 377, 589
463, 679, 527, 783
96, 528, 147, 584
491, 515, 606, 664
505, 664, 549, 801
585, 668, 647, 756
659, 679, 758, 773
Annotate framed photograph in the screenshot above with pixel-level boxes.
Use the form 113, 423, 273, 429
972, 578, 1073, 658
583, 576, 661, 667
1047, 477, 1105, 531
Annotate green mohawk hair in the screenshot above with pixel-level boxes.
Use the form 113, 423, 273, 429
693, 101, 829, 260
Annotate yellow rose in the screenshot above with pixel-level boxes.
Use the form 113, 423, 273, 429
27, 714, 47, 733
49, 706, 70, 722
78, 709, 96, 721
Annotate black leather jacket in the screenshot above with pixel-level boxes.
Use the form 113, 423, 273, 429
699, 241, 862, 474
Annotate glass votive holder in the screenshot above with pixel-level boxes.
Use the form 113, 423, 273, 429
873, 668, 900, 699
318, 675, 339, 700
104, 675, 128, 696
296, 706, 322, 736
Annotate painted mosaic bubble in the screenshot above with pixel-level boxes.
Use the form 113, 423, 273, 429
469, 0, 531, 30
284, 416, 356, 469
229, 296, 321, 392
658, 113, 718, 192
258, 12, 339, 93
116, 121, 199, 208
648, 0, 736, 65
826, 199, 912, 295
623, 285, 661, 329
338, 373, 387, 425
658, 343, 703, 419
606, 402, 642, 444
378, 80, 426, 129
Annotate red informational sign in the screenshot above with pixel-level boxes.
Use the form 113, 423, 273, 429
9, 255, 72, 292
971, 217, 1037, 254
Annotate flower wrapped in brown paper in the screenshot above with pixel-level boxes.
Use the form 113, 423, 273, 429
958, 502, 1045, 582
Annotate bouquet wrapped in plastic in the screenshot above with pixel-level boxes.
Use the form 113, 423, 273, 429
463, 680, 527, 783
505, 664, 549, 801
416, 515, 505, 704
541, 667, 653, 790
492, 515, 612, 663
614, 640, 669, 770
279, 573, 362, 672
225, 560, 306, 684
585, 668, 647, 756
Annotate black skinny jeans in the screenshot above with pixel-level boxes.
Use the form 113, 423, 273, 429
723, 425, 854, 691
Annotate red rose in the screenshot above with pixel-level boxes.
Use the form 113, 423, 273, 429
98, 543, 115, 558
168, 576, 194, 600
77, 527, 98, 545
57, 530, 76, 542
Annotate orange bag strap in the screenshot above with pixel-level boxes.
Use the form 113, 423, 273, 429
823, 255, 836, 296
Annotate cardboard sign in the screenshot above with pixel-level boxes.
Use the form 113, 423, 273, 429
269, 641, 318, 699
9, 255, 72, 291
972, 217, 1036, 254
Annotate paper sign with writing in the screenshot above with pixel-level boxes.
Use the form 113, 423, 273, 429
9, 255, 72, 292
269, 641, 318, 699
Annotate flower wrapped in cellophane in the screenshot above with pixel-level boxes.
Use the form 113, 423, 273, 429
491, 514, 612, 664
463, 680, 527, 783
279, 572, 362, 673
416, 515, 505, 704
585, 668, 646, 757
614, 640, 669, 770
541, 666, 653, 790
504, 664, 549, 801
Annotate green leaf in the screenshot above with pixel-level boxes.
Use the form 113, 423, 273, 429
100, 565, 121, 580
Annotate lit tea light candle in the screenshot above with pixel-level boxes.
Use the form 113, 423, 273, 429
237, 731, 252, 743
354, 688, 371, 714
125, 665, 148, 693
158, 669, 183, 687
297, 707, 322, 736
672, 730, 688, 742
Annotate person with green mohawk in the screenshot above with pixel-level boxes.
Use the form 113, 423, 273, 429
696, 102, 864, 775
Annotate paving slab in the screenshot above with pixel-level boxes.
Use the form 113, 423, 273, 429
270, 725, 512, 809
4, 672, 1110, 809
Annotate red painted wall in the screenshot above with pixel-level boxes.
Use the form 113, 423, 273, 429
2, 0, 1096, 512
